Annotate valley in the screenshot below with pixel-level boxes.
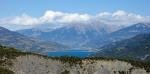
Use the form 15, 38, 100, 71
0, 23, 150, 60
47, 49, 95, 58
1, 23, 150, 74
0, 45, 150, 74
0, 1, 150, 73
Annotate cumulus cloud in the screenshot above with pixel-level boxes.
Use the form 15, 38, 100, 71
0, 14, 39, 25
0, 10, 92, 26
0, 10, 149, 29
39, 11, 64, 23
58, 13, 91, 23
97, 10, 149, 26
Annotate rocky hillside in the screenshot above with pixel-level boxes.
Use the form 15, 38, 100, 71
0, 45, 150, 74
9, 55, 150, 74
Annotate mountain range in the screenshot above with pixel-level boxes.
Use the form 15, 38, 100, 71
87, 23, 150, 48
17, 23, 111, 47
0, 26, 68, 53
1, 22, 150, 60
94, 33, 150, 60
18, 23, 150, 49
16, 22, 150, 61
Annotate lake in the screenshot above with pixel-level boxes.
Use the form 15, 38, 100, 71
47, 50, 95, 58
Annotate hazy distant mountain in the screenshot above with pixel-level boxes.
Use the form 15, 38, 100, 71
18, 23, 114, 47
108, 23, 150, 41
0, 26, 68, 53
87, 23, 150, 48
18, 23, 150, 49
94, 33, 150, 60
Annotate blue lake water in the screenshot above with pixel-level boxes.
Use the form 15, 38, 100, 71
47, 50, 95, 58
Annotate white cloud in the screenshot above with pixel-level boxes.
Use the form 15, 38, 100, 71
98, 12, 111, 17
11, 14, 39, 25
0, 14, 39, 25
96, 10, 148, 26
58, 13, 91, 23
112, 10, 127, 17
0, 10, 91, 26
0, 10, 149, 30
39, 11, 64, 23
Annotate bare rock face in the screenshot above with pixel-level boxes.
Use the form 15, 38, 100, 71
8, 55, 150, 74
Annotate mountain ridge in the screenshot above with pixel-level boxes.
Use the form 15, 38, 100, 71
94, 33, 150, 60
17, 23, 150, 50
86, 23, 150, 48
0, 26, 68, 53
17, 23, 110, 47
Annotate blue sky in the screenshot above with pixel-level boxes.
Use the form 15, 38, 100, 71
0, 0, 150, 30
0, 0, 150, 18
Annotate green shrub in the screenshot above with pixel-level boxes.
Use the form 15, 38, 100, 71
0, 68, 14, 74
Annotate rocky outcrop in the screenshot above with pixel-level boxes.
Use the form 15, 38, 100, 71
5, 55, 150, 74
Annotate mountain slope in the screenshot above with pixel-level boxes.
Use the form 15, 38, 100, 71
18, 23, 150, 49
87, 23, 150, 48
108, 23, 150, 41
95, 33, 150, 60
18, 23, 111, 47
0, 26, 68, 53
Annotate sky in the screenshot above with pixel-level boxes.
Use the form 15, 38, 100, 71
0, 0, 150, 30
0, 0, 150, 17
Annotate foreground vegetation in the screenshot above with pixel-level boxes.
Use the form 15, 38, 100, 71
0, 67, 14, 74
0, 44, 150, 73
85, 57, 150, 72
